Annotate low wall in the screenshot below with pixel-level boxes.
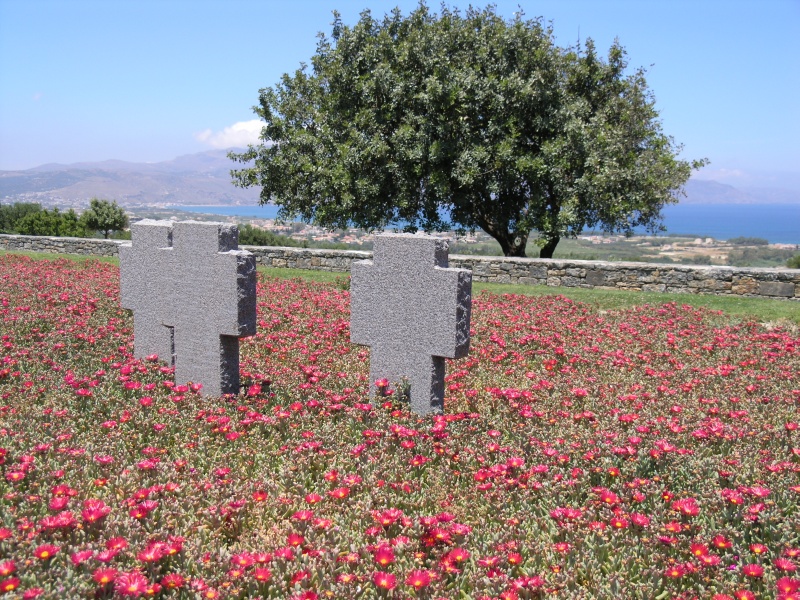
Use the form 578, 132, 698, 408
2, 233, 798, 300
0, 233, 124, 256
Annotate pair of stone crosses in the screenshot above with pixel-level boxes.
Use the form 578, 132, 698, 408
121, 221, 471, 414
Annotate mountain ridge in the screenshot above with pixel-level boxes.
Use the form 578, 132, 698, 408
2, 150, 798, 208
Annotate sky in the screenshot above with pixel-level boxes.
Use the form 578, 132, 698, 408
1, 0, 798, 190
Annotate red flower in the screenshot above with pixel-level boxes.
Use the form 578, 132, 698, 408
671, 497, 700, 517
0, 578, 20, 593
373, 571, 397, 590
253, 568, 271, 582
71, 549, 94, 565
713, 535, 732, 550
328, 487, 350, 499
742, 563, 764, 578
137, 542, 166, 563
664, 564, 684, 578
33, 544, 59, 560
114, 571, 149, 597
700, 554, 721, 567
160, 573, 185, 589
777, 577, 800, 594
373, 545, 395, 567
93, 568, 118, 586
610, 517, 629, 529
447, 547, 470, 563
775, 558, 797, 572
231, 552, 254, 567
287, 533, 305, 547
405, 569, 433, 589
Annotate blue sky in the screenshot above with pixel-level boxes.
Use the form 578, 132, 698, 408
1, 0, 798, 190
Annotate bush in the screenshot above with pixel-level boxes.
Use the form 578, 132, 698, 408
0, 202, 43, 233
787, 254, 800, 269
727, 246, 796, 267
237, 223, 301, 247
727, 236, 770, 246
14, 207, 87, 237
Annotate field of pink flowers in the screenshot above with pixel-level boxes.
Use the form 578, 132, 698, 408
0, 253, 798, 600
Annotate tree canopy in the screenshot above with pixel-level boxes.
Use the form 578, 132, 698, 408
15, 207, 87, 238
231, 4, 706, 257
80, 198, 129, 239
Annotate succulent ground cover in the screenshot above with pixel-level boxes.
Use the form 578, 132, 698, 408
0, 253, 798, 600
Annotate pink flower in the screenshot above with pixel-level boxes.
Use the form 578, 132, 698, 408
92, 568, 118, 586
776, 576, 800, 594
160, 573, 185, 589
405, 569, 434, 589
33, 544, 59, 560
114, 571, 149, 597
70, 549, 94, 565
373, 544, 395, 567
671, 497, 700, 517
0, 578, 20, 593
742, 563, 764, 578
373, 571, 397, 590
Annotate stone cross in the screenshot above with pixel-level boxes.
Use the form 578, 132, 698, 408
350, 233, 471, 415
120, 220, 257, 396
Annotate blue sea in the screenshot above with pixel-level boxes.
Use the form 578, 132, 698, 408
176, 203, 800, 245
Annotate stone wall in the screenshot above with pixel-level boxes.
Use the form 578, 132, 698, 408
2, 233, 798, 300
0, 233, 124, 256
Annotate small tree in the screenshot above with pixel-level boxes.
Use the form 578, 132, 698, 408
15, 207, 87, 237
0, 202, 43, 234
231, 5, 706, 258
81, 198, 129, 239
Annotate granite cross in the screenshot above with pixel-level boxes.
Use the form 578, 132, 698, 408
120, 220, 257, 396
350, 233, 472, 415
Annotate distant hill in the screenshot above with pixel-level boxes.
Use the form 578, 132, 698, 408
0, 150, 260, 208
1, 150, 798, 209
682, 179, 800, 205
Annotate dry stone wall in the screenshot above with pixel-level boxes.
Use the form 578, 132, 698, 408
2, 233, 798, 300
0, 233, 124, 256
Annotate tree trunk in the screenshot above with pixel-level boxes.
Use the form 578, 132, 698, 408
476, 216, 529, 257
492, 231, 528, 257
539, 235, 560, 258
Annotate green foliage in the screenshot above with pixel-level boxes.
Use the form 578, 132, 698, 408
80, 197, 129, 238
237, 223, 301, 247
727, 236, 770, 246
787, 254, 800, 269
231, 5, 705, 258
727, 246, 796, 268
0, 202, 44, 233
14, 207, 88, 237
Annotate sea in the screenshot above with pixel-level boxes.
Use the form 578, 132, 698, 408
176, 203, 800, 245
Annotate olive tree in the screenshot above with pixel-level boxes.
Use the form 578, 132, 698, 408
231, 4, 705, 257
81, 198, 129, 239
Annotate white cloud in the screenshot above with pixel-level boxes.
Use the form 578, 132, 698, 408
195, 119, 263, 149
